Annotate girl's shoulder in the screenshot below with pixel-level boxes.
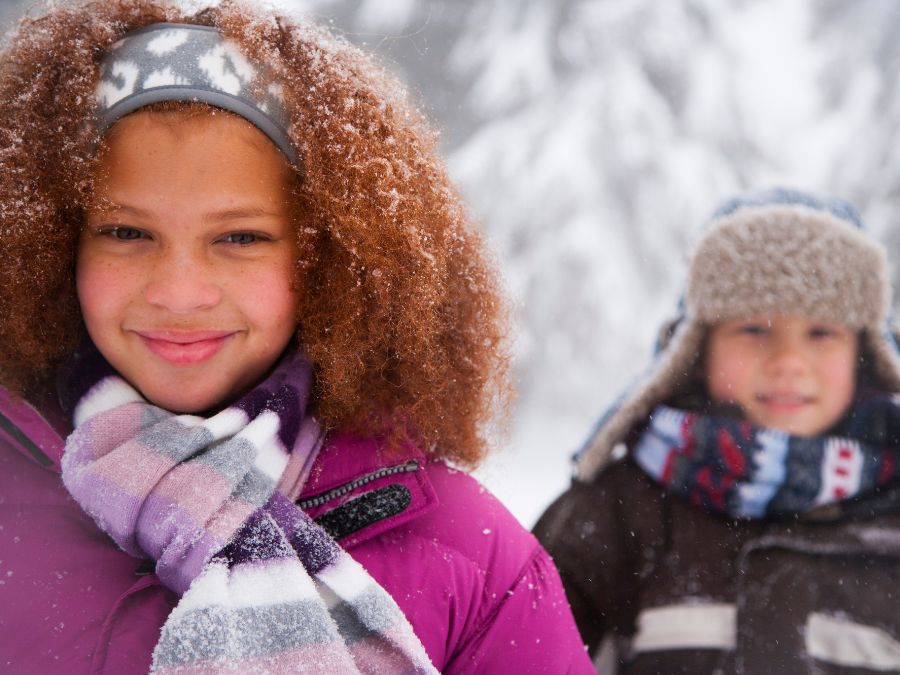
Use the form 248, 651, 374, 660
302, 433, 588, 671
301, 431, 541, 571
415, 460, 541, 572
362, 459, 592, 671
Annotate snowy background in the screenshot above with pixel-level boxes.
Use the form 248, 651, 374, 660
5, 0, 900, 527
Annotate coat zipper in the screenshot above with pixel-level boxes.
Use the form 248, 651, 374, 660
297, 459, 420, 509
0, 408, 53, 467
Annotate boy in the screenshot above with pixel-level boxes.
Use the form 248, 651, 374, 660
536, 189, 900, 674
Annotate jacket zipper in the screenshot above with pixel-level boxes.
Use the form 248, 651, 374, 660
297, 459, 420, 509
0, 408, 53, 467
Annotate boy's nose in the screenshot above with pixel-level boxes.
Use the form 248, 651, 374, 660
766, 338, 809, 377
143, 251, 222, 313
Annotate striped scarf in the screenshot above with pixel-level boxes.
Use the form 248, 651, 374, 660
59, 345, 436, 674
632, 402, 900, 519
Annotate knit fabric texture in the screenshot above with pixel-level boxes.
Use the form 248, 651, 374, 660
96, 23, 298, 165
633, 402, 900, 519
576, 188, 900, 480
60, 345, 436, 674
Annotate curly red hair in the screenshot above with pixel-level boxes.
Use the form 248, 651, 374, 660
0, 0, 511, 466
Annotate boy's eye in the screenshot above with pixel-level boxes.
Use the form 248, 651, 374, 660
737, 324, 768, 336
809, 325, 840, 339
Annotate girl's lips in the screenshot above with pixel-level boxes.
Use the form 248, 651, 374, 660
135, 331, 236, 364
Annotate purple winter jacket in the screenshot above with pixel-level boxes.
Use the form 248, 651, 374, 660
0, 388, 593, 673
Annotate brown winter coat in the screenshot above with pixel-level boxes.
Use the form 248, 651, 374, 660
534, 458, 900, 674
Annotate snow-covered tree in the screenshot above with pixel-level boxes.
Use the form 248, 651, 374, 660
0, 0, 893, 524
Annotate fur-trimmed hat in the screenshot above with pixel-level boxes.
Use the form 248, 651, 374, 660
575, 188, 900, 481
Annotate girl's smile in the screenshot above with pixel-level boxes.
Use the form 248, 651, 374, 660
77, 109, 300, 413
134, 330, 238, 365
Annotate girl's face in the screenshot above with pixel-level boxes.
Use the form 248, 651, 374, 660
705, 314, 858, 436
77, 110, 299, 413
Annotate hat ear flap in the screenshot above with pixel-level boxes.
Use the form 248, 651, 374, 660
889, 323, 900, 354
656, 317, 683, 353
858, 324, 900, 395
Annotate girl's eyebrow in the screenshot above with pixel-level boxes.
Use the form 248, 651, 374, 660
90, 202, 150, 218
203, 207, 283, 223
93, 202, 281, 222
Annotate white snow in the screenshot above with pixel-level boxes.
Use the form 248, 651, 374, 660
252, 0, 900, 527
216, 0, 900, 526
6, 0, 897, 529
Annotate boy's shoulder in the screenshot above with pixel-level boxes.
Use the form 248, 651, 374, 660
554, 455, 665, 511
534, 456, 667, 552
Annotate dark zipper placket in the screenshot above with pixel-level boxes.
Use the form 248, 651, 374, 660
0, 408, 53, 467
297, 459, 420, 509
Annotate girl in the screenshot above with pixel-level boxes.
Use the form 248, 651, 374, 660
0, 2, 592, 673
536, 189, 900, 674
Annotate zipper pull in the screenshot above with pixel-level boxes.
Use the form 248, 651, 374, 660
134, 559, 155, 577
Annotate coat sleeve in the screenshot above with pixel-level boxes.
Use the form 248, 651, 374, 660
533, 461, 664, 659
443, 545, 596, 674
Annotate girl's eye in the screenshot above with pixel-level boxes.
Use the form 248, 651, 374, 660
99, 226, 145, 241
219, 232, 267, 246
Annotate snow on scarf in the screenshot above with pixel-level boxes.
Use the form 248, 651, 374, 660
632, 402, 900, 519
59, 344, 437, 674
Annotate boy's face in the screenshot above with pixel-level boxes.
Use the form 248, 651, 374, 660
705, 315, 858, 436
77, 110, 299, 413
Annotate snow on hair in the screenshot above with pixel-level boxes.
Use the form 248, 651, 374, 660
0, 0, 511, 466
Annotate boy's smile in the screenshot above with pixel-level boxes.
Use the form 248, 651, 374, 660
77, 109, 300, 413
705, 315, 858, 436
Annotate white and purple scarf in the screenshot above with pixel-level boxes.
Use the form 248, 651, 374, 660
633, 402, 900, 519
59, 345, 436, 674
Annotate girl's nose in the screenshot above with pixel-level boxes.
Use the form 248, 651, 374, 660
143, 250, 222, 313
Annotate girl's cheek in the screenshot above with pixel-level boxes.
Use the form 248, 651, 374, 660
76, 252, 132, 319
75, 251, 100, 311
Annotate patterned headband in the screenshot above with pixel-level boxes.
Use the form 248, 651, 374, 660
95, 22, 298, 166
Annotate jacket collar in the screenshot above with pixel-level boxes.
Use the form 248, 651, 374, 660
0, 386, 65, 471
296, 432, 439, 548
